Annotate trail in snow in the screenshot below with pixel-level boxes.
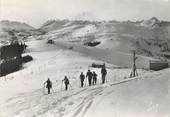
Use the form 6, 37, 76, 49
0, 39, 169, 117
0, 69, 166, 117
0, 76, 131, 117
3, 69, 170, 117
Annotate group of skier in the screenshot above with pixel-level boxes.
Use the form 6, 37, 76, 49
44, 65, 107, 94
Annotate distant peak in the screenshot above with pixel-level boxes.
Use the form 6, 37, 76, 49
150, 17, 160, 22
140, 17, 160, 27
0, 20, 35, 30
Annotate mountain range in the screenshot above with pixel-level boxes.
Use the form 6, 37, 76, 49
0, 17, 170, 59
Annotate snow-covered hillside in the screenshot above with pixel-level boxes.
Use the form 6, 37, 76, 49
1, 18, 170, 58
0, 38, 170, 117
0, 20, 42, 42
0, 20, 34, 31
0, 18, 170, 117
39, 18, 170, 58
140, 17, 160, 27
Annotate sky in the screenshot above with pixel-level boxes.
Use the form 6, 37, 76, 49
0, 0, 170, 27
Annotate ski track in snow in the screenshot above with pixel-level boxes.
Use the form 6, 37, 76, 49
0, 73, 156, 117
0, 39, 170, 117
1, 56, 167, 117
0, 65, 169, 117
71, 87, 103, 117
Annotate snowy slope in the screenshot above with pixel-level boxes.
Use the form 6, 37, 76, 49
1, 68, 170, 117
140, 17, 160, 27
1, 18, 170, 58
0, 18, 170, 117
39, 19, 170, 59
0, 20, 42, 42
72, 24, 97, 38
0, 20, 34, 31
0, 38, 169, 117
26, 39, 152, 68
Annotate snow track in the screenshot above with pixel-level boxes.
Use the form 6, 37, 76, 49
0, 71, 161, 117
0, 75, 126, 117
0, 68, 170, 117
0, 39, 170, 117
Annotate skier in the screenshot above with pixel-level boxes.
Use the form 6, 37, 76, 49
62, 76, 70, 90
86, 70, 93, 86
44, 78, 52, 94
101, 65, 107, 84
92, 71, 97, 85
80, 72, 85, 87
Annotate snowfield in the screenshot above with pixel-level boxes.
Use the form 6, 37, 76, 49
26, 39, 153, 69
72, 25, 97, 38
0, 39, 170, 117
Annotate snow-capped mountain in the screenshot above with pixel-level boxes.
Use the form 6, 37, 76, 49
0, 20, 43, 42
140, 17, 160, 27
40, 20, 69, 32
0, 18, 170, 117
1, 18, 170, 59
38, 18, 170, 59
0, 20, 34, 31
40, 19, 93, 32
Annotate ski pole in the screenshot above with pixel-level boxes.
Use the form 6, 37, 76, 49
79, 77, 81, 88
79, 80, 81, 88
51, 87, 54, 94
105, 75, 107, 83
43, 84, 45, 94
69, 83, 73, 89
84, 77, 86, 86
61, 80, 63, 91
85, 77, 88, 86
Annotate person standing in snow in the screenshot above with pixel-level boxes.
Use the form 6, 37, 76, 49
92, 71, 97, 85
62, 76, 70, 90
44, 78, 52, 94
86, 70, 93, 86
101, 65, 107, 84
80, 72, 85, 87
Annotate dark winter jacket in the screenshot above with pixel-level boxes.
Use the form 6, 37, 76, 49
101, 68, 107, 75
93, 72, 97, 78
46, 79, 52, 88
63, 77, 69, 84
86, 71, 93, 78
80, 74, 85, 81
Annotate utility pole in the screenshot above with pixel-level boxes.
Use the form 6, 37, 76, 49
130, 50, 138, 78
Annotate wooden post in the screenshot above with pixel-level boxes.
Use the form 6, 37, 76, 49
130, 50, 138, 78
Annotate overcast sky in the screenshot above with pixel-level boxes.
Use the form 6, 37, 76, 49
0, 0, 170, 27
